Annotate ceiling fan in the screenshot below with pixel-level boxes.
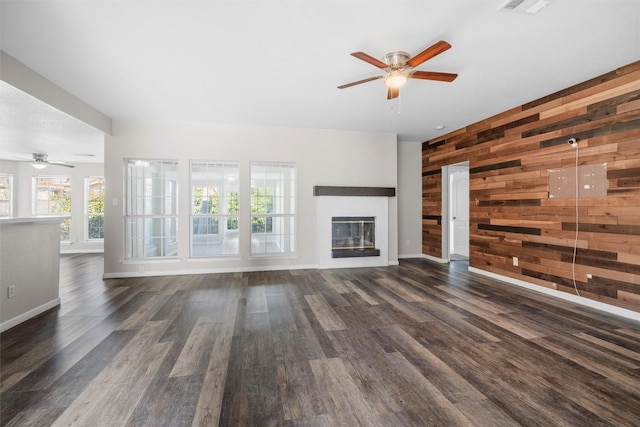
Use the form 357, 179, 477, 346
17, 153, 75, 169
338, 40, 458, 100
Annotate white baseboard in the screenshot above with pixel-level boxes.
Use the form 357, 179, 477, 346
103, 263, 320, 279
468, 267, 640, 323
103, 258, 407, 279
1, 298, 61, 333
421, 254, 448, 264
398, 253, 424, 259
61, 249, 104, 254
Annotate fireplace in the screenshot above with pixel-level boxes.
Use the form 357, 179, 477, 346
331, 216, 380, 258
315, 187, 392, 269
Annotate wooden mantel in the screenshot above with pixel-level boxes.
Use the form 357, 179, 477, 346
313, 186, 396, 197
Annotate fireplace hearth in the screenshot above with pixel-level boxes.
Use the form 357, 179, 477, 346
331, 216, 380, 258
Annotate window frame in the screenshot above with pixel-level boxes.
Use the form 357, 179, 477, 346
85, 176, 105, 241
250, 161, 296, 257
190, 160, 240, 258
32, 175, 72, 241
124, 159, 179, 259
0, 174, 13, 217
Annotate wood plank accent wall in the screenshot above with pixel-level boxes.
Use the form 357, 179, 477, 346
422, 61, 640, 312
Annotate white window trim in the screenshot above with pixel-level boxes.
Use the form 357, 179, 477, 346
189, 160, 240, 258
249, 161, 297, 257
124, 159, 179, 260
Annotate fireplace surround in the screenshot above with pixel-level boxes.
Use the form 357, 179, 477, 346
315, 186, 394, 269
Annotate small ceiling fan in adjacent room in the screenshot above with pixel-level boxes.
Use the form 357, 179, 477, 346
16, 153, 75, 169
338, 40, 458, 99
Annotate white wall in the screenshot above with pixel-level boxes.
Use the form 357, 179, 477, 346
104, 120, 398, 277
0, 160, 105, 253
0, 217, 62, 331
397, 142, 423, 258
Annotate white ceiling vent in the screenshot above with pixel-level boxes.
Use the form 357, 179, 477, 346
498, 0, 551, 14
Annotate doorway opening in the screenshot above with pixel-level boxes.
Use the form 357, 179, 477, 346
442, 162, 469, 262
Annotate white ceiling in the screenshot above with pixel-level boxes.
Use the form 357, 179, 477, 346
1, 0, 639, 164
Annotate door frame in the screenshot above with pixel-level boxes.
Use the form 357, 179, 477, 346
441, 161, 470, 262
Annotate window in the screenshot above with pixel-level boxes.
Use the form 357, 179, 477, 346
33, 175, 72, 241
86, 177, 105, 240
0, 174, 12, 217
250, 162, 296, 255
125, 159, 178, 259
190, 161, 239, 257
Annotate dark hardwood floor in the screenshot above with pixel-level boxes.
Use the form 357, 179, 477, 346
2, 254, 640, 426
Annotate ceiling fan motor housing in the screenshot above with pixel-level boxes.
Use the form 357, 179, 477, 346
384, 51, 411, 70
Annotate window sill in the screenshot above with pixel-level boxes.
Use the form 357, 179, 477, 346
188, 256, 242, 262
120, 257, 181, 264
248, 253, 298, 260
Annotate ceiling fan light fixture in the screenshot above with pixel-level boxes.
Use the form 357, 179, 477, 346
385, 71, 408, 88
31, 162, 47, 169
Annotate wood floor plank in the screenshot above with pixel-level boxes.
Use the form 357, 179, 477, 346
246, 284, 268, 314
341, 279, 380, 305
381, 324, 486, 403
533, 335, 640, 394
382, 351, 476, 426
574, 331, 640, 363
267, 293, 298, 333
309, 357, 382, 427
58, 341, 171, 426
2, 254, 640, 426
50, 321, 171, 426
8, 317, 121, 393
304, 294, 348, 331
1, 328, 137, 424
372, 287, 435, 324
170, 317, 217, 377
117, 293, 172, 330
273, 331, 326, 420
191, 335, 232, 427
376, 277, 425, 302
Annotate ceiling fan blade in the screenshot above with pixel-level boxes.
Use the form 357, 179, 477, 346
387, 87, 399, 100
351, 52, 388, 69
47, 160, 75, 168
338, 76, 383, 89
410, 71, 458, 82
407, 40, 452, 68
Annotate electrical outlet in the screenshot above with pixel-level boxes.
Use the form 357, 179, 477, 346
7, 285, 15, 299
513, 257, 519, 266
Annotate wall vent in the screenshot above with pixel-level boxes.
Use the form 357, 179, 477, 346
500, 0, 526, 10
498, 0, 551, 14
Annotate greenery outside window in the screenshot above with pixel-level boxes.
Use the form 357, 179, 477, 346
86, 177, 105, 240
191, 161, 239, 257
33, 175, 72, 241
250, 161, 296, 255
125, 159, 178, 259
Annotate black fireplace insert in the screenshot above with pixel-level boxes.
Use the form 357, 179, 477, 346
331, 216, 380, 258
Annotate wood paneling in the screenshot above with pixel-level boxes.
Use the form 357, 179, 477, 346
423, 61, 640, 312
